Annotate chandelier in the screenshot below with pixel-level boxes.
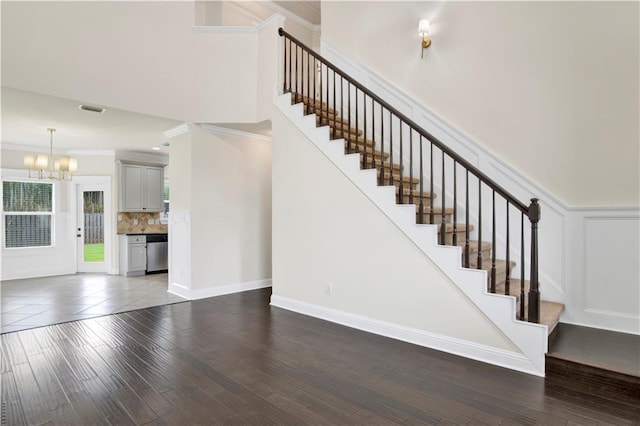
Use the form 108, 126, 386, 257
24, 128, 78, 181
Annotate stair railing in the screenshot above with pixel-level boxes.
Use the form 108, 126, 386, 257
279, 28, 541, 323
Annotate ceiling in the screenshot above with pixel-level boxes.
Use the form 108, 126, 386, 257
1, 87, 182, 154
273, 1, 321, 25
1, 1, 318, 155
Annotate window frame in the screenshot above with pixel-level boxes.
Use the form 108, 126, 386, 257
2, 178, 56, 249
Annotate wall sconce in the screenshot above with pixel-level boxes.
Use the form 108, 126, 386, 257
419, 19, 431, 58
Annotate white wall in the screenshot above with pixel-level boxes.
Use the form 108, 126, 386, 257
322, 1, 639, 208
2, 1, 284, 124
271, 107, 518, 353
168, 125, 272, 299
323, 4, 640, 334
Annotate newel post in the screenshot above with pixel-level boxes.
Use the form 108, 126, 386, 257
527, 198, 541, 323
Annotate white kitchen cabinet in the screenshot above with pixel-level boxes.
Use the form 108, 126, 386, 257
119, 163, 164, 212
119, 235, 147, 277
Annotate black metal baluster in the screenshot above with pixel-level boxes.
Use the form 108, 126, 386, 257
418, 135, 424, 224
319, 62, 323, 124
399, 120, 404, 202
340, 76, 344, 138
380, 107, 385, 185
288, 39, 292, 94
490, 190, 496, 293
528, 199, 540, 323
465, 170, 470, 268
389, 116, 394, 187
332, 69, 336, 139
355, 88, 359, 154
282, 32, 286, 93
371, 99, 375, 171
505, 202, 510, 296
363, 95, 368, 168
440, 152, 446, 245
307, 52, 311, 114
347, 82, 352, 152
409, 130, 414, 205
312, 57, 316, 107
293, 44, 298, 103
430, 143, 434, 224
520, 213, 525, 321
325, 65, 329, 131
453, 161, 457, 246
477, 180, 482, 270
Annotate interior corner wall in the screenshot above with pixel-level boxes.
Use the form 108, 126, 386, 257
168, 126, 272, 298
190, 126, 272, 290
322, 1, 640, 208
271, 108, 517, 353
168, 131, 193, 293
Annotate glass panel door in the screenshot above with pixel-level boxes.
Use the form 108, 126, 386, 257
76, 183, 110, 273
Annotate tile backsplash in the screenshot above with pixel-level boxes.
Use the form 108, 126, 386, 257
117, 212, 167, 234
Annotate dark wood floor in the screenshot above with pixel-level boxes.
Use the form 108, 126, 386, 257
547, 323, 640, 378
2, 288, 639, 425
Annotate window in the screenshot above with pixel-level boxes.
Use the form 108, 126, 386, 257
2, 180, 54, 248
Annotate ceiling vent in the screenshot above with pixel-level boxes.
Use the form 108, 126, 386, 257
79, 104, 106, 114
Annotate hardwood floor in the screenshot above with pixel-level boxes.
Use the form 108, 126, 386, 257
2, 288, 639, 425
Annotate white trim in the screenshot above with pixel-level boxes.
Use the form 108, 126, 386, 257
67, 150, 115, 157
276, 93, 548, 376
193, 25, 258, 34
199, 124, 272, 142
270, 295, 544, 377
261, 1, 320, 31
168, 279, 272, 300
191, 13, 286, 34
2, 142, 72, 155
163, 123, 192, 139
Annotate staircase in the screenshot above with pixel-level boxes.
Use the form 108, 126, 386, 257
295, 92, 564, 334
277, 28, 565, 375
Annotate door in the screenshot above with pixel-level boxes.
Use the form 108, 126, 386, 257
76, 182, 111, 273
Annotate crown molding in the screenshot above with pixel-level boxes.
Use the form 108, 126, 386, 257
261, 1, 320, 32
200, 124, 271, 142
163, 123, 192, 139
192, 13, 285, 34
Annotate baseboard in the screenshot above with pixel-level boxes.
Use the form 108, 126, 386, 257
270, 294, 545, 377
168, 279, 272, 300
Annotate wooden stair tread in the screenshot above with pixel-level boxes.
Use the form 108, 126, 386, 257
377, 170, 420, 185
363, 159, 402, 171
415, 206, 454, 214
456, 240, 492, 254
395, 187, 437, 199
326, 124, 363, 138
336, 131, 374, 146
433, 222, 475, 234
346, 146, 389, 160
540, 301, 565, 334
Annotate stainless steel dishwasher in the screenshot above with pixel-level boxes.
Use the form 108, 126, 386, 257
146, 234, 168, 273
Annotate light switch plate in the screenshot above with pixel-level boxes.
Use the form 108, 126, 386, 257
133, 219, 138, 225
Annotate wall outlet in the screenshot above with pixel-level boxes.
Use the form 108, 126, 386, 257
148, 219, 154, 225
117, 214, 122, 221
133, 219, 138, 225
324, 283, 333, 295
